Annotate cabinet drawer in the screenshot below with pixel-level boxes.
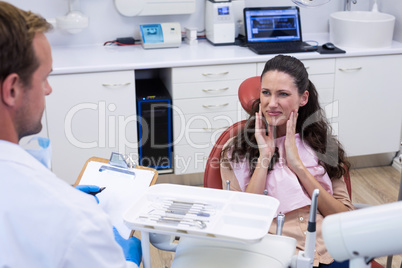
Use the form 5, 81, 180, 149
257, 59, 336, 75
302, 59, 335, 74
173, 95, 240, 115
172, 63, 256, 83
173, 111, 239, 146
174, 145, 212, 175
172, 79, 242, 100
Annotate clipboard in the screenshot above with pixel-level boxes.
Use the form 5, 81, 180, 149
75, 156, 158, 238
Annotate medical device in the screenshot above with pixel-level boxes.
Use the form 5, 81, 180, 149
205, 0, 235, 45
322, 201, 402, 268
124, 184, 321, 268
125, 180, 402, 268
290, 189, 319, 268
140, 23, 182, 49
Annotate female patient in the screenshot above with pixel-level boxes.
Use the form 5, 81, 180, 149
221, 55, 354, 267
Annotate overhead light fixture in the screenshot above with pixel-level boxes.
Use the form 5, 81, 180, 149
292, 0, 331, 7
55, 10, 88, 34
47, 0, 89, 34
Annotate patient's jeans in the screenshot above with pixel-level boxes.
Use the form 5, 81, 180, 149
319, 260, 349, 268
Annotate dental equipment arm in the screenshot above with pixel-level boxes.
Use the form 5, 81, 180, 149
305, 189, 319, 262
322, 201, 402, 268
276, 213, 285, 235
292, 189, 319, 268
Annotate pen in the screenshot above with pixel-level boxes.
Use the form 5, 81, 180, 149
88, 187, 106, 196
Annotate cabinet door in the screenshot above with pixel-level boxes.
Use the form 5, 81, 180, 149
46, 71, 137, 184
334, 55, 402, 156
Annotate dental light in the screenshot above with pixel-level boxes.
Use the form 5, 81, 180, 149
322, 201, 402, 268
292, 0, 331, 8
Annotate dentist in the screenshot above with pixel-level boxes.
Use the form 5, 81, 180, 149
0, 2, 141, 267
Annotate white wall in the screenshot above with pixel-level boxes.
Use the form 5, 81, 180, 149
6, 0, 402, 47
382, 0, 402, 42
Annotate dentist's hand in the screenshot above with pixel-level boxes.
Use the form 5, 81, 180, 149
75, 185, 103, 203
113, 227, 142, 266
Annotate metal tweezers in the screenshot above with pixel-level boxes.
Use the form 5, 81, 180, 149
139, 215, 207, 229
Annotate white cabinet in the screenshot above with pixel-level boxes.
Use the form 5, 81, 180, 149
171, 63, 256, 174
46, 71, 137, 184
333, 55, 402, 157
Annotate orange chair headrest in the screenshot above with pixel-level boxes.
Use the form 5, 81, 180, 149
238, 76, 261, 114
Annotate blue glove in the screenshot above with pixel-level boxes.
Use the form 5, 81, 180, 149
113, 227, 142, 266
75, 185, 102, 203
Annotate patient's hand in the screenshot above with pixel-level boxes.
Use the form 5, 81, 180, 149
255, 105, 275, 160
285, 111, 303, 172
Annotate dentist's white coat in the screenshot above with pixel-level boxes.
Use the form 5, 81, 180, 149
0, 140, 137, 268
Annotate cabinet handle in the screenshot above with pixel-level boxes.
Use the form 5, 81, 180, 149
201, 71, 229, 77
203, 126, 228, 131
102, 82, 131, 87
202, 87, 229, 93
202, 103, 229, 108
338, 67, 362, 72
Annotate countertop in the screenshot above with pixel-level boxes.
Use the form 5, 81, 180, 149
50, 34, 402, 75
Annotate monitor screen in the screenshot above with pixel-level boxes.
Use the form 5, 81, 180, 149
244, 6, 302, 43
218, 6, 230, 15
140, 24, 164, 43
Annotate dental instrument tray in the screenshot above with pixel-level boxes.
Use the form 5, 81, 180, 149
123, 183, 279, 243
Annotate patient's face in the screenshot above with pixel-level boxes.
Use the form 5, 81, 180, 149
260, 70, 308, 131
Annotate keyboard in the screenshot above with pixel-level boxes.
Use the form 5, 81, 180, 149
248, 42, 317, 55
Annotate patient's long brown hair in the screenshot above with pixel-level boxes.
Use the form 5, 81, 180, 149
222, 55, 350, 180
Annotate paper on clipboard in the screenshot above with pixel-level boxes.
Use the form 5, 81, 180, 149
79, 161, 155, 238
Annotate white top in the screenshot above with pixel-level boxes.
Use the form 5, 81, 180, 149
0, 140, 134, 268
